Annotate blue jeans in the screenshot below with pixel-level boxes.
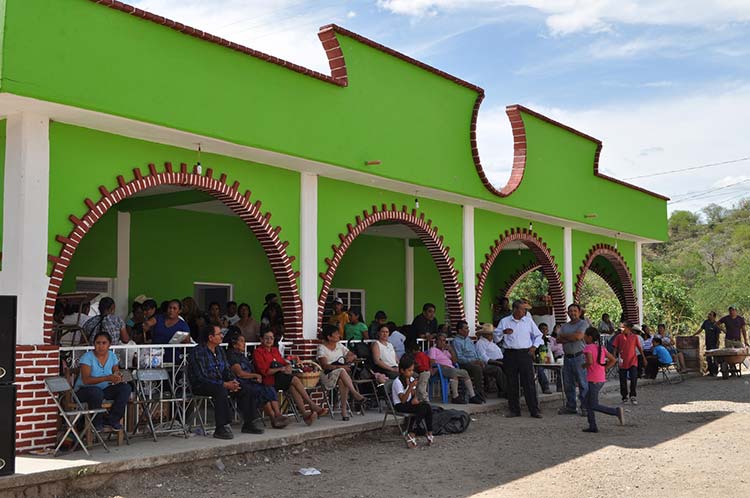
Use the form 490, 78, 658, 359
584, 382, 618, 430
563, 354, 588, 411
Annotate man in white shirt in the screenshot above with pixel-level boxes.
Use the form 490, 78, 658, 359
496, 300, 543, 418
476, 324, 507, 397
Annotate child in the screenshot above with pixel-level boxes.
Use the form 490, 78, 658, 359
391, 354, 434, 448
652, 337, 674, 367
613, 321, 647, 405
582, 327, 625, 433
405, 340, 432, 402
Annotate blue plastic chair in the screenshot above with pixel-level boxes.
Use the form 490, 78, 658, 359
429, 364, 450, 403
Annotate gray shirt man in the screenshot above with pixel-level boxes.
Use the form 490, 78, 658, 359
559, 319, 587, 355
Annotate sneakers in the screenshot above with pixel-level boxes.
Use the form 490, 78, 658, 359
468, 396, 484, 405
213, 425, 234, 440
630, 397, 638, 405
557, 407, 577, 415
451, 397, 468, 404
530, 413, 543, 419
617, 407, 625, 426
582, 427, 599, 433
621, 398, 629, 404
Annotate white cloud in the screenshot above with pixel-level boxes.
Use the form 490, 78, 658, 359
477, 82, 750, 213
377, 0, 750, 35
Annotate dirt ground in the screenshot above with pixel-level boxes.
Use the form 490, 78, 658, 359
73, 375, 750, 498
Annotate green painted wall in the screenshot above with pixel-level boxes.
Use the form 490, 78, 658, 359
317, 177, 464, 294
414, 245, 449, 325
477, 249, 538, 323
330, 234, 406, 324
59, 208, 117, 293
0, 119, 5, 266
47, 123, 301, 277
572, 230, 635, 283
128, 208, 276, 311
2, 0, 668, 241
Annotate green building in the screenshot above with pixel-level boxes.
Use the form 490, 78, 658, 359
0, 0, 667, 451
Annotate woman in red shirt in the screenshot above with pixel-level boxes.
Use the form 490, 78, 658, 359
253, 330, 328, 425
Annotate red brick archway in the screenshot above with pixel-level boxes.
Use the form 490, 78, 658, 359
476, 228, 567, 324
44, 162, 302, 343
318, 204, 464, 329
500, 263, 542, 298
574, 244, 639, 323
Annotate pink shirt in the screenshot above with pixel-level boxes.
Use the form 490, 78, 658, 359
583, 343, 607, 383
428, 347, 454, 368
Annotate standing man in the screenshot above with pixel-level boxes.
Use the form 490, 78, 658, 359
613, 322, 647, 404
556, 304, 589, 415
718, 306, 748, 348
411, 303, 438, 342
693, 311, 721, 376
496, 300, 543, 418
328, 297, 349, 337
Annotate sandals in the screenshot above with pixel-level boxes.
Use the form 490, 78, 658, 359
406, 434, 418, 449
314, 406, 329, 418
303, 411, 318, 426
426, 434, 434, 446
271, 416, 290, 429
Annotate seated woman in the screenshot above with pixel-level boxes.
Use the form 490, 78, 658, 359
224, 328, 290, 429
253, 330, 328, 425
371, 325, 399, 379
82, 297, 129, 345
344, 308, 368, 340
392, 355, 434, 449
75, 331, 132, 431
236, 303, 261, 343
126, 301, 145, 344
317, 324, 366, 421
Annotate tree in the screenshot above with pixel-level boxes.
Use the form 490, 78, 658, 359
642, 271, 696, 333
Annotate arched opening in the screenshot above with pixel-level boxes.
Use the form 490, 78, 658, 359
577, 271, 623, 327
574, 244, 638, 324
44, 162, 301, 343
318, 204, 464, 331
476, 228, 566, 326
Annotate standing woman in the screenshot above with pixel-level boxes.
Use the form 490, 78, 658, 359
694, 311, 721, 376
82, 297, 129, 345
317, 325, 366, 420
253, 330, 328, 425
371, 325, 399, 379
75, 331, 132, 430
236, 303, 261, 343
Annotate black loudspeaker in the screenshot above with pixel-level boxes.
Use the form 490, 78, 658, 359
0, 296, 17, 384
0, 385, 15, 476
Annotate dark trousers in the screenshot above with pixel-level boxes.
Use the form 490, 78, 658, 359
77, 383, 132, 425
583, 382, 618, 430
484, 363, 506, 395
458, 361, 485, 396
503, 349, 539, 415
618, 366, 638, 400
706, 340, 719, 375
193, 382, 259, 427
395, 401, 433, 432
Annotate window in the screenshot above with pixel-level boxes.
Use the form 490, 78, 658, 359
323, 288, 366, 321
75, 277, 113, 295
194, 282, 233, 312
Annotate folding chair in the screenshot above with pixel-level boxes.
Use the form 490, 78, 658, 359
658, 363, 684, 384
381, 379, 427, 447
45, 376, 109, 456
131, 368, 174, 441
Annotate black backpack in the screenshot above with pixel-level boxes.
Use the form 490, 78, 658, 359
413, 406, 471, 435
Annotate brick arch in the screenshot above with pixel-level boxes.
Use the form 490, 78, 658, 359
500, 263, 542, 298
318, 204, 464, 329
44, 162, 301, 343
574, 244, 638, 323
476, 228, 567, 324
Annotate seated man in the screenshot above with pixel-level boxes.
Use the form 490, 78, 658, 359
188, 325, 264, 439
428, 332, 482, 404
653, 337, 683, 372
475, 324, 507, 397
453, 320, 501, 401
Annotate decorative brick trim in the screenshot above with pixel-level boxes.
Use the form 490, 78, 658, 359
498, 263, 542, 298
318, 205, 464, 330
15, 345, 60, 453
574, 244, 639, 323
475, 228, 567, 324
44, 163, 302, 343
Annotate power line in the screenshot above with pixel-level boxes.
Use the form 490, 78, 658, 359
624, 157, 750, 180
668, 179, 750, 204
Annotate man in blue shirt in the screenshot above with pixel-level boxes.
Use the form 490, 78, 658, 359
454, 320, 503, 401
496, 300, 544, 418
652, 337, 674, 366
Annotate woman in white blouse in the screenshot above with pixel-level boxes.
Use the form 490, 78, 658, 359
317, 324, 365, 420
371, 324, 399, 379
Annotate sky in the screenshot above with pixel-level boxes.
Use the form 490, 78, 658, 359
131, 0, 750, 216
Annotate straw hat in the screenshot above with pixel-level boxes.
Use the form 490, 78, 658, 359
478, 323, 495, 336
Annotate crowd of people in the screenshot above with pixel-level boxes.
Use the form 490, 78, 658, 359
55, 289, 748, 443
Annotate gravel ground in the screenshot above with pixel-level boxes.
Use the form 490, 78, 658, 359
71, 374, 750, 498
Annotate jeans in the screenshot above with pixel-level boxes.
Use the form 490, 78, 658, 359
563, 355, 588, 411
618, 366, 638, 399
583, 382, 618, 430
76, 383, 132, 427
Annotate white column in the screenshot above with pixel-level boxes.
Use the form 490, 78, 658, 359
635, 241, 644, 324
462, 205, 476, 335
300, 173, 318, 340
563, 227, 573, 306
113, 211, 131, 317
405, 239, 414, 324
0, 113, 50, 345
